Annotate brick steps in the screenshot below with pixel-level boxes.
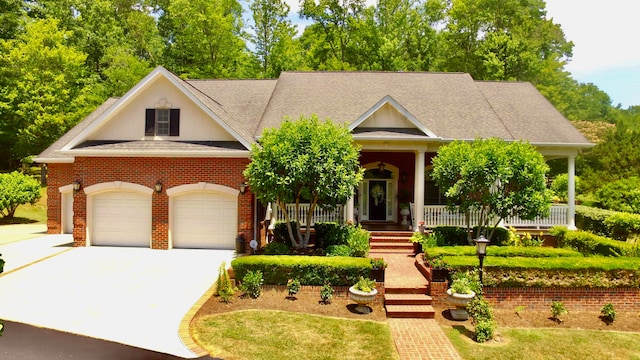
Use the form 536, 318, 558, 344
385, 304, 435, 319
384, 285, 429, 294
385, 293, 433, 305
370, 242, 414, 251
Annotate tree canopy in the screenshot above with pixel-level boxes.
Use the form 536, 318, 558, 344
244, 115, 363, 248
431, 138, 551, 240
0, 171, 42, 219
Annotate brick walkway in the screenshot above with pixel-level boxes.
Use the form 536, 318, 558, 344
376, 252, 462, 360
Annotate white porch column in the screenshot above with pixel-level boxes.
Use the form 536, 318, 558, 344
346, 195, 355, 224
567, 155, 577, 230
413, 150, 426, 230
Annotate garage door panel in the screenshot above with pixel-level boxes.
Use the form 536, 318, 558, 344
93, 191, 151, 247
172, 191, 237, 249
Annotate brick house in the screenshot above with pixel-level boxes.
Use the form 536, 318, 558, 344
35, 66, 592, 250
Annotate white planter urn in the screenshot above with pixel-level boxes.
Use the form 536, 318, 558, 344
349, 286, 378, 314
400, 207, 410, 226
446, 288, 476, 320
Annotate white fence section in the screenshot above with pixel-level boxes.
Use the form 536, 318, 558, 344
419, 204, 568, 229
272, 203, 344, 226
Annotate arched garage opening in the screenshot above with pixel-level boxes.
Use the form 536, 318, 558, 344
167, 182, 239, 249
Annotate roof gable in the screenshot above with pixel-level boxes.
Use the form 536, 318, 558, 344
62, 66, 253, 152
349, 95, 438, 138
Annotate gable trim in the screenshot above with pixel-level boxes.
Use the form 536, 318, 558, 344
348, 95, 439, 138
62, 66, 252, 152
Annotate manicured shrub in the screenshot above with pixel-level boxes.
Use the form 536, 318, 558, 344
320, 283, 334, 304
554, 227, 639, 257
472, 226, 510, 246
601, 303, 616, 324
232, 255, 371, 286
214, 261, 235, 303
596, 177, 640, 214
273, 221, 299, 244
604, 212, 640, 241
346, 225, 370, 257
433, 226, 469, 246
425, 245, 582, 259
467, 296, 497, 342
550, 301, 567, 322
315, 222, 348, 248
575, 205, 614, 237
474, 320, 497, 343
326, 244, 352, 257
287, 278, 301, 297
262, 241, 290, 255
240, 270, 264, 299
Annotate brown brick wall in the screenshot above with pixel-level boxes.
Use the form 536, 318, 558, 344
432, 284, 640, 311
47, 157, 253, 249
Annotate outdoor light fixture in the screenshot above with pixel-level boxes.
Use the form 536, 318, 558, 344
155, 181, 163, 194
474, 235, 490, 284
72, 181, 81, 194
239, 182, 248, 194
378, 161, 386, 172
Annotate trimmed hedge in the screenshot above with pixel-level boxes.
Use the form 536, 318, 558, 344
432, 226, 469, 246
472, 226, 510, 246
314, 222, 349, 248
551, 226, 640, 257
443, 255, 640, 288
425, 246, 582, 259
231, 255, 371, 286
575, 205, 640, 240
273, 222, 299, 244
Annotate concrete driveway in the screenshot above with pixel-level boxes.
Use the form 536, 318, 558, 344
0, 234, 234, 359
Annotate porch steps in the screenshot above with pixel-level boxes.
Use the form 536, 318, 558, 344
369, 231, 414, 253
385, 291, 435, 319
385, 305, 435, 319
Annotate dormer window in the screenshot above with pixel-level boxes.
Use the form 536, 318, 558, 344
145, 108, 180, 137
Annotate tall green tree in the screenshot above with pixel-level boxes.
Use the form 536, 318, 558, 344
0, 171, 41, 219
160, 0, 250, 78
0, 0, 23, 40
0, 18, 93, 167
431, 138, 551, 241
249, 0, 303, 78
244, 115, 364, 248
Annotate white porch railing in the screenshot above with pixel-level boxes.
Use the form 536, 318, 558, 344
272, 203, 344, 226
416, 204, 569, 229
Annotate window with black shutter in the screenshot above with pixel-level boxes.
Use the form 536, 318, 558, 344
145, 108, 180, 137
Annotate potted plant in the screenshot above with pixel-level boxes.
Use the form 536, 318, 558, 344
399, 203, 411, 226
349, 276, 378, 314
370, 257, 387, 282
446, 270, 477, 320
425, 256, 450, 282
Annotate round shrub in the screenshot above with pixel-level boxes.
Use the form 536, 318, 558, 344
263, 241, 290, 255
326, 244, 352, 257
596, 177, 640, 214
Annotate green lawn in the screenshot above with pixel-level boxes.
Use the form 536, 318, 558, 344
192, 310, 399, 360
445, 326, 640, 360
0, 187, 47, 225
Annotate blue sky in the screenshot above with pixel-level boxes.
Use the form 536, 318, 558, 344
279, 0, 639, 108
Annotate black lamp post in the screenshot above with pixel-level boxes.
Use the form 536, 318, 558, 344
474, 235, 490, 285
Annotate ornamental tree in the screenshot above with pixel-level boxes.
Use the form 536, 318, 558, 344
244, 115, 363, 248
0, 171, 41, 219
431, 138, 551, 241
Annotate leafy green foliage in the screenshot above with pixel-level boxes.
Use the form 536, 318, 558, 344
231, 255, 371, 286
353, 276, 376, 293
471, 226, 510, 246
286, 278, 301, 297
431, 138, 551, 240
550, 301, 567, 322
550, 174, 581, 202
214, 261, 235, 303
273, 222, 299, 244
0, 171, 41, 218
604, 213, 640, 241
573, 206, 640, 241
596, 177, 640, 214
506, 228, 544, 247
325, 244, 352, 257
320, 283, 334, 304
426, 245, 582, 259
450, 270, 480, 295
433, 226, 469, 246
574, 206, 613, 237
314, 222, 349, 248
410, 231, 442, 248
262, 241, 290, 255
467, 297, 496, 343
240, 270, 264, 299
244, 115, 363, 248
370, 257, 386, 269
600, 303, 616, 324
346, 225, 370, 257
554, 228, 640, 257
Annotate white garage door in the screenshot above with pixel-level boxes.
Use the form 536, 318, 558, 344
172, 191, 237, 249
92, 191, 152, 247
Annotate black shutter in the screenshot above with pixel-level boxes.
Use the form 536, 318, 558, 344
145, 109, 155, 136
169, 109, 180, 136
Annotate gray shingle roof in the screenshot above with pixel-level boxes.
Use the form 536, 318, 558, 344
36, 67, 591, 162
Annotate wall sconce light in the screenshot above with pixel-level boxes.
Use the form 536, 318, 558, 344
378, 161, 386, 172
239, 182, 248, 194
72, 181, 81, 194
155, 181, 163, 194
